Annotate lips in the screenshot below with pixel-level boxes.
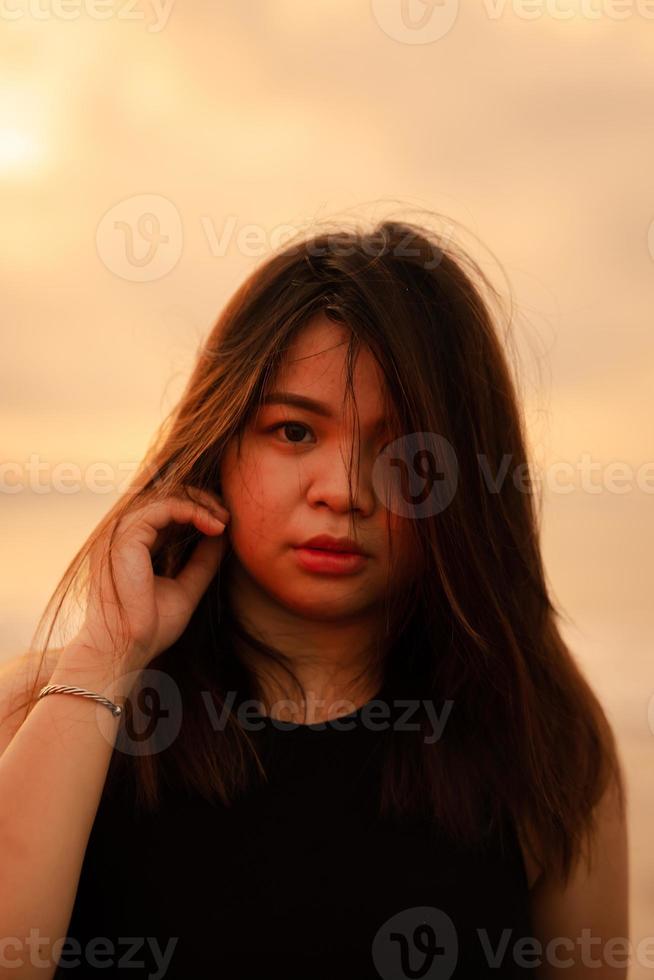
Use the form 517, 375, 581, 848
293, 543, 368, 575
297, 534, 367, 556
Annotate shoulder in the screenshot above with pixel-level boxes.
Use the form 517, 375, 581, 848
0, 647, 63, 754
518, 777, 629, 977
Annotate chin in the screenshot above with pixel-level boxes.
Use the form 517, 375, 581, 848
276, 585, 377, 620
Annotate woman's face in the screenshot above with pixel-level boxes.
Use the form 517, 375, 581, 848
219, 313, 417, 624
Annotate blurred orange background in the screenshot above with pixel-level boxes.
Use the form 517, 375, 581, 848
1, 0, 652, 968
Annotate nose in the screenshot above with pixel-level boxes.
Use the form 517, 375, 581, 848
304, 448, 377, 515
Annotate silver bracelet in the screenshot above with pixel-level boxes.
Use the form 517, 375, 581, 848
37, 684, 123, 718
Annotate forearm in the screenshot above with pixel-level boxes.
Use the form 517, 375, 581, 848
0, 645, 134, 977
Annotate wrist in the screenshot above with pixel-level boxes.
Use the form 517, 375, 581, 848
50, 643, 141, 703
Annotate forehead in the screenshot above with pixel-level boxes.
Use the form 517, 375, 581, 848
270, 314, 388, 414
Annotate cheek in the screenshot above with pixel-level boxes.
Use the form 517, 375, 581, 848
221, 475, 291, 562
223, 444, 297, 512
230, 519, 276, 567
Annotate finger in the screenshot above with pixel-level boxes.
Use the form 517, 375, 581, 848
122, 498, 225, 551
183, 485, 230, 522
174, 528, 229, 607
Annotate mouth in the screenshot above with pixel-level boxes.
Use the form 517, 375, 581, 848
293, 544, 369, 575
302, 546, 360, 555
297, 535, 368, 557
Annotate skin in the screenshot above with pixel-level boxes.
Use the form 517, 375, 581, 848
219, 312, 417, 723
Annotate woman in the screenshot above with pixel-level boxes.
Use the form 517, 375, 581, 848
0, 219, 628, 978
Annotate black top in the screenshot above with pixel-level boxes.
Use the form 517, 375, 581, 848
55, 687, 535, 979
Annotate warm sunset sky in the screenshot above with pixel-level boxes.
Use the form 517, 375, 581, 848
1, 0, 652, 961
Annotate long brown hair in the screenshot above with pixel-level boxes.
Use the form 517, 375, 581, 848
19, 215, 625, 887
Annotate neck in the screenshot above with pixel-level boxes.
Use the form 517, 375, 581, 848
224, 557, 389, 723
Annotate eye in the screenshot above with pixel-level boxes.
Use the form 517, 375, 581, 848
267, 421, 315, 445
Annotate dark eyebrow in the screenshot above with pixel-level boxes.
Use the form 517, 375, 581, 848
261, 391, 390, 431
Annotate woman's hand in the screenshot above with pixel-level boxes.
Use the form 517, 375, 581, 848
74, 486, 230, 672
